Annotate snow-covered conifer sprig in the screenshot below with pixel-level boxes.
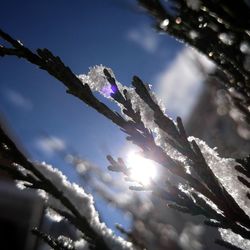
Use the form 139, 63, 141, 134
79, 66, 200, 190
86, 65, 250, 227
1, 28, 250, 248
0, 125, 133, 250
88, 68, 250, 243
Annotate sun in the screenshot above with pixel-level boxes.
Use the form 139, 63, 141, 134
126, 150, 157, 186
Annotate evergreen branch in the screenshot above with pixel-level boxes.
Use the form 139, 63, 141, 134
1, 25, 250, 246
0, 29, 226, 210
0, 124, 113, 250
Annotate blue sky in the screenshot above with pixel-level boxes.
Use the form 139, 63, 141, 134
0, 0, 187, 234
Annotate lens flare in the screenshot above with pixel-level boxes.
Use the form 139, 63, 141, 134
101, 84, 117, 97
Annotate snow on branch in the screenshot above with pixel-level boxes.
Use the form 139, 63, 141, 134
0, 125, 132, 250
1, 28, 250, 249
78, 65, 250, 248
38, 162, 132, 250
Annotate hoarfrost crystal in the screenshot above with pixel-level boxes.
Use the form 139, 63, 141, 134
160, 19, 169, 30
78, 65, 117, 97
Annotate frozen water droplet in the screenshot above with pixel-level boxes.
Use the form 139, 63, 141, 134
175, 17, 182, 24
240, 42, 250, 54
160, 19, 169, 30
198, 16, 203, 22
217, 18, 223, 24
189, 30, 199, 39
218, 33, 234, 46
2, 143, 9, 150
199, 22, 207, 28
208, 52, 214, 57
17, 40, 23, 46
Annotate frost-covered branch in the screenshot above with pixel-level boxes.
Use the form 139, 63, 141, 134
0, 124, 132, 250
1, 28, 250, 249
137, 0, 250, 127
75, 66, 250, 248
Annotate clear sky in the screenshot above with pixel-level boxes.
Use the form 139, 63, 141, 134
0, 0, 184, 234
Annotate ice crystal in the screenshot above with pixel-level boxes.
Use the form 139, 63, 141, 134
78, 65, 117, 97
218, 33, 234, 46
78, 65, 131, 120
160, 19, 169, 30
